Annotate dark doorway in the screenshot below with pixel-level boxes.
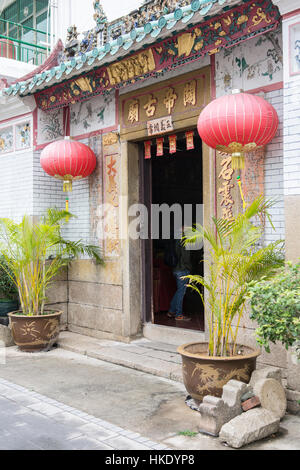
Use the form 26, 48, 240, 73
141, 131, 204, 331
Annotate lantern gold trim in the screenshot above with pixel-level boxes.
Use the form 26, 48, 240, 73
216, 142, 259, 169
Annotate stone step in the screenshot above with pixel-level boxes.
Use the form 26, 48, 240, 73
58, 332, 184, 383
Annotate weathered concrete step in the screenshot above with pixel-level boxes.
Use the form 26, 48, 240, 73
58, 332, 183, 383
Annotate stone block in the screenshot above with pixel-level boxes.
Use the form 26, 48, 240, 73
286, 389, 300, 414
46, 281, 68, 304
198, 396, 226, 436
198, 380, 252, 437
257, 342, 287, 370
252, 378, 287, 420
222, 380, 252, 409
241, 390, 255, 402
68, 259, 122, 285
219, 408, 280, 449
68, 303, 123, 336
242, 396, 261, 412
46, 303, 68, 326
287, 347, 300, 392
250, 366, 282, 387
68, 281, 123, 310
0, 324, 14, 347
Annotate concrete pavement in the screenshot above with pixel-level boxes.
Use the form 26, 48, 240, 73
0, 345, 299, 450
0, 377, 168, 450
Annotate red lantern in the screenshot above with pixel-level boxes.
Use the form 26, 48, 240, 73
197, 90, 279, 169
40, 137, 96, 192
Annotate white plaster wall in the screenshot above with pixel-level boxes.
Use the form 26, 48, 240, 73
281, 13, 300, 198
0, 150, 33, 220
32, 150, 91, 245
264, 88, 285, 244
32, 151, 65, 217
214, 28, 285, 245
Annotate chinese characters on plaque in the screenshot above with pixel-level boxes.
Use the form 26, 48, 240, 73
218, 155, 234, 220
104, 154, 121, 257
121, 72, 209, 159
147, 116, 173, 137
127, 80, 197, 127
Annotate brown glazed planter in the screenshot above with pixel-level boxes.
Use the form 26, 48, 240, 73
177, 342, 260, 402
8, 311, 62, 352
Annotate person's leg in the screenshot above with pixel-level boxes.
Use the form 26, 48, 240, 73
168, 271, 184, 318
174, 271, 187, 316
169, 289, 178, 317
172, 270, 191, 320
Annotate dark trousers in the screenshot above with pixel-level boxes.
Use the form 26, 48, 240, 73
169, 269, 189, 317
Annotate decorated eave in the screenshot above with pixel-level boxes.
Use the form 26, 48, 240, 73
0, 0, 281, 110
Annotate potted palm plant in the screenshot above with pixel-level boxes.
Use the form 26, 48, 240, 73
0, 209, 103, 352
177, 197, 284, 402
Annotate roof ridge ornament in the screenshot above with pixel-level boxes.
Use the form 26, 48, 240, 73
93, 1, 108, 27
64, 0, 195, 58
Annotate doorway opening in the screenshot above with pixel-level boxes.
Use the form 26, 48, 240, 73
142, 131, 205, 332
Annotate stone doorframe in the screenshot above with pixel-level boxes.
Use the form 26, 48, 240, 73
118, 66, 215, 339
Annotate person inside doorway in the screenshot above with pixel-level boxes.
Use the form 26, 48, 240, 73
167, 230, 192, 322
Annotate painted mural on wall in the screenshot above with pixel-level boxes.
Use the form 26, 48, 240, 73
0, 119, 32, 154
215, 28, 283, 96
0, 126, 13, 154
70, 91, 116, 137
37, 108, 64, 146
289, 22, 300, 76
34, 0, 280, 111
15, 122, 31, 149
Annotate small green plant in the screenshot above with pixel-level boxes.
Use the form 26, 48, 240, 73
0, 256, 18, 301
177, 430, 198, 437
0, 209, 104, 316
248, 262, 300, 353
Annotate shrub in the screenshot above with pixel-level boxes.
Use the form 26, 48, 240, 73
248, 262, 300, 353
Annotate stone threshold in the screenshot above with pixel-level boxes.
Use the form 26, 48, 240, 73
58, 331, 184, 383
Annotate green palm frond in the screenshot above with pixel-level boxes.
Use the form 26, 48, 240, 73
0, 209, 105, 316
184, 196, 285, 357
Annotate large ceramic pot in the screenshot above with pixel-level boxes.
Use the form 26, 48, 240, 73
8, 311, 62, 352
177, 342, 260, 402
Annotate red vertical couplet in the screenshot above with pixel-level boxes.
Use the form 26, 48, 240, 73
186, 131, 194, 150
169, 135, 177, 154
144, 140, 152, 159
156, 137, 164, 156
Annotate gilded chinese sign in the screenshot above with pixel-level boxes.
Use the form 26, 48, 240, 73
120, 68, 210, 138
34, 0, 280, 111
218, 154, 235, 221
104, 154, 121, 257
216, 149, 265, 220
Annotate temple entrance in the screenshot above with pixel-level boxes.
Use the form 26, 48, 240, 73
141, 131, 205, 331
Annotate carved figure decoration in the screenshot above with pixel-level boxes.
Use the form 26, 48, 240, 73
93, 0, 108, 43
64, 25, 79, 57
93, 0, 108, 26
